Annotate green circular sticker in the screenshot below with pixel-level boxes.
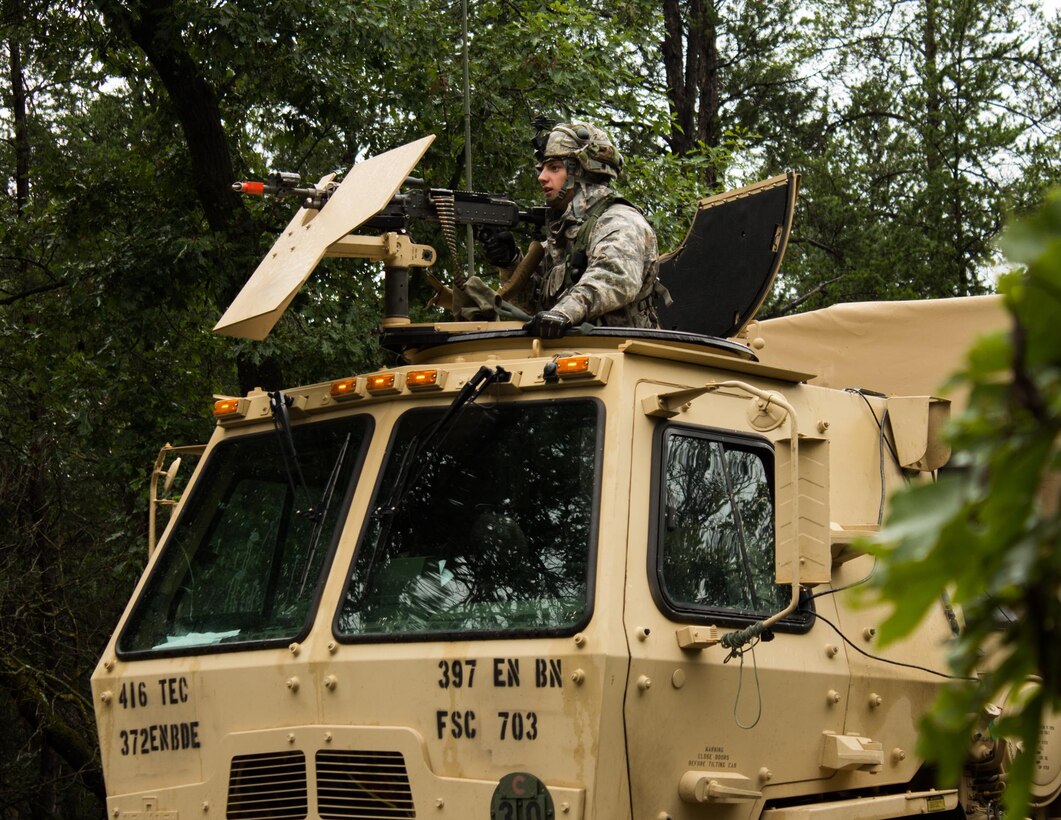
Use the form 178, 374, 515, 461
490, 771, 555, 820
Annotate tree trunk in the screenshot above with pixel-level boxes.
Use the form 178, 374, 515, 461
921, 0, 965, 295
659, 0, 721, 187
93, 0, 282, 392
9, 20, 30, 216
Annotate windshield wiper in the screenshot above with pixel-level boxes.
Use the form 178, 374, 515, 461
355, 365, 510, 602
377, 365, 510, 517
269, 390, 319, 520
298, 432, 352, 595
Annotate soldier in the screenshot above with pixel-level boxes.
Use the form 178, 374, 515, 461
483, 122, 663, 338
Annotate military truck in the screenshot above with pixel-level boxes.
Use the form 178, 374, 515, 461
91, 136, 1061, 820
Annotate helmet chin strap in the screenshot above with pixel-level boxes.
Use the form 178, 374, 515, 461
559, 158, 579, 197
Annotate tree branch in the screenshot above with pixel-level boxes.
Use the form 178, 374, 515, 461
772, 271, 849, 315
0, 278, 69, 306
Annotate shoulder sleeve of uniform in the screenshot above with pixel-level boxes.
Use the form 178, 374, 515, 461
589, 204, 657, 256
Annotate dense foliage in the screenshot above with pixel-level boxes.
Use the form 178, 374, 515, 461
1, 0, 1059, 815
870, 188, 1061, 818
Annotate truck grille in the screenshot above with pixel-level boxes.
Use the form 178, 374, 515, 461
227, 751, 308, 819
316, 750, 415, 818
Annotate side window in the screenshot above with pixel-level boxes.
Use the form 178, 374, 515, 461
655, 428, 791, 622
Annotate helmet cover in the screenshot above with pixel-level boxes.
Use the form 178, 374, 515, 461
541, 122, 623, 180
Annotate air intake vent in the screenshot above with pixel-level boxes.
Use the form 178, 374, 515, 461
227, 751, 308, 819
317, 750, 416, 818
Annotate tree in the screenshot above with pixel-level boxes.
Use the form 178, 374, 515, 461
766, 0, 1061, 314
658, 0, 815, 188
868, 188, 1061, 818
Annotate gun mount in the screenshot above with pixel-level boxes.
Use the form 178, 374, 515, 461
224, 136, 555, 338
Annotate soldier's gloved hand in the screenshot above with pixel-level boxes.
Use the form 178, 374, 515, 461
480, 228, 519, 268
523, 310, 571, 339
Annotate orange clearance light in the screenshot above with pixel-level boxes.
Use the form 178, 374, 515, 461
366, 373, 397, 392
212, 398, 242, 417
556, 356, 591, 376
406, 369, 439, 388
330, 377, 359, 399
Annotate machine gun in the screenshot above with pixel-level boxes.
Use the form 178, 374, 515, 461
221, 137, 547, 339
234, 172, 549, 239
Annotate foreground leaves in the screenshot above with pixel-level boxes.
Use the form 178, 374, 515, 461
870, 190, 1061, 817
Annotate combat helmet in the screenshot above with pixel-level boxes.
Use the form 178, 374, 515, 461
536, 121, 624, 182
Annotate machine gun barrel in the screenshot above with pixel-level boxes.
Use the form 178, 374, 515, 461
233, 180, 323, 199
233, 173, 547, 235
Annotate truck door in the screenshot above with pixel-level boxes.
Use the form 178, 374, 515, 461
622, 380, 850, 820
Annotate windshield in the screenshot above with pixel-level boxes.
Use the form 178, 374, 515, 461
119, 415, 370, 656
337, 399, 601, 639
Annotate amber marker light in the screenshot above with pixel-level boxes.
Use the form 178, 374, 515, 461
406, 369, 439, 388
212, 398, 243, 417
556, 356, 591, 376
330, 377, 359, 399
366, 373, 397, 393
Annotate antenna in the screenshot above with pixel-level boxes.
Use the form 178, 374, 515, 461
462, 0, 474, 278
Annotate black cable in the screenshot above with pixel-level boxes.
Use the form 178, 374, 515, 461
806, 558, 878, 602
877, 409, 889, 525
732, 637, 763, 730
810, 609, 975, 681
845, 388, 902, 468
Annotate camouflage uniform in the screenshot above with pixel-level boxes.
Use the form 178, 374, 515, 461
530, 180, 660, 328
501, 121, 662, 331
